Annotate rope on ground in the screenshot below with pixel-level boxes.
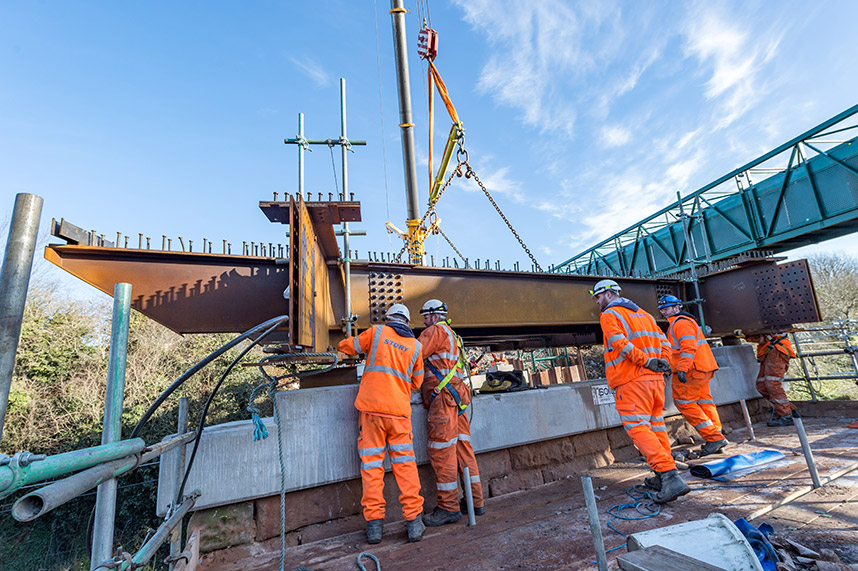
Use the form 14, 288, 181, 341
357, 552, 381, 571
603, 485, 661, 553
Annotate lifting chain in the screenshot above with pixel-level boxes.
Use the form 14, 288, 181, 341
438, 226, 470, 268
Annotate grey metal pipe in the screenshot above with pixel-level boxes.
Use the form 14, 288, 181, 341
793, 414, 821, 489
462, 466, 476, 526
0, 193, 43, 443
169, 398, 190, 571
340, 78, 354, 337
390, 0, 420, 221
92, 283, 133, 571
581, 475, 608, 571
13, 431, 194, 522
298, 112, 305, 199
739, 399, 755, 441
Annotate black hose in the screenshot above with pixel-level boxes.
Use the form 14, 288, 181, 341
130, 315, 288, 439
174, 319, 286, 503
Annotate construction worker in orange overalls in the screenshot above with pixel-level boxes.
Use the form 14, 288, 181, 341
746, 332, 797, 427
417, 299, 485, 526
657, 295, 728, 456
337, 303, 426, 545
591, 279, 689, 504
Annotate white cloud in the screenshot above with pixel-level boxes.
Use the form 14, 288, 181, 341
601, 125, 632, 147
290, 56, 331, 88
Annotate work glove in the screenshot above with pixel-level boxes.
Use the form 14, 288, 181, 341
644, 357, 671, 373
677, 371, 688, 383
410, 391, 423, 405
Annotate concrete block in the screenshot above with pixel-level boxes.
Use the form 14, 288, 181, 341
508, 437, 575, 469
188, 502, 255, 553
488, 468, 544, 497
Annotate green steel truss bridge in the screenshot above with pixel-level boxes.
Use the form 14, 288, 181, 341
551, 104, 858, 277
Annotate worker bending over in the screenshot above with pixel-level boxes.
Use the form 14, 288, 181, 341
657, 295, 728, 456
417, 299, 485, 526
746, 332, 797, 426
337, 304, 426, 544
591, 280, 689, 504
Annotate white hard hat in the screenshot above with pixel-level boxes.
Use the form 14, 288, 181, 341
590, 279, 621, 297
385, 303, 410, 322
419, 299, 448, 316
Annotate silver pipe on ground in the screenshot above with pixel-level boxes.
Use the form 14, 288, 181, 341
12, 431, 195, 522
463, 466, 476, 526
793, 414, 822, 489
581, 475, 608, 571
0, 193, 43, 443
739, 399, 755, 441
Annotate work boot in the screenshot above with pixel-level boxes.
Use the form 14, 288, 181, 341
643, 473, 661, 491
366, 519, 383, 544
699, 438, 729, 456
422, 507, 462, 527
406, 516, 425, 542
460, 498, 487, 516
647, 470, 690, 504
768, 414, 794, 427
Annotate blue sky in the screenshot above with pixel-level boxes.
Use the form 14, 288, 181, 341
2, 0, 858, 298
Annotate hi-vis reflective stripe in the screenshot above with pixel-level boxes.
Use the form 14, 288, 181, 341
458, 434, 471, 442
606, 344, 633, 368
353, 336, 362, 354
366, 326, 385, 370
359, 446, 387, 456
406, 346, 421, 378
629, 330, 664, 340
680, 351, 695, 359
698, 398, 715, 405
364, 364, 409, 383
391, 455, 416, 464
388, 443, 413, 452
695, 420, 714, 430
429, 352, 457, 362
771, 398, 790, 403
361, 459, 384, 470
469, 474, 480, 483
428, 437, 458, 449
675, 399, 695, 405
437, 481, 458, 491
603, 309, 631, 335
606, 333, 625, 348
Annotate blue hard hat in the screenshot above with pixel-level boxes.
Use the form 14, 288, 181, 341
657, 294, 682, 309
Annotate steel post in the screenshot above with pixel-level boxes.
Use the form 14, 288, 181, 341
462, 466, 476, 526
790, 333, 818, 401
169, 397, 189, 571
390, 0, 420, 221
0, 193, 43, 444
340, 78, 354, 337
739, 399, 755, 441
581, 475, 608, 571
298, 112, 305, 199
91, 283, 132, 571
793, 414, 822, 489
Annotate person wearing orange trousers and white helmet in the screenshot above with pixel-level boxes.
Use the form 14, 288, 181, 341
657, 295, 728, 457
591, 279, 689, 504
417, 299, 485, 527
337, 303, 426, 545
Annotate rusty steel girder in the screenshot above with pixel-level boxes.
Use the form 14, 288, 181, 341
45, 195, 821, 350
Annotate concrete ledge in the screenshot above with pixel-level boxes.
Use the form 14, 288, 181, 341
158, 345, 759, 515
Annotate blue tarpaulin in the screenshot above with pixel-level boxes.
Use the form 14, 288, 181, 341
690, 450, 786, 479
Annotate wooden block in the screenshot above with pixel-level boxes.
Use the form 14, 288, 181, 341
617, 544, 727, 571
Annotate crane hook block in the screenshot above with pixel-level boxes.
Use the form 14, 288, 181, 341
418, 27, 438, 61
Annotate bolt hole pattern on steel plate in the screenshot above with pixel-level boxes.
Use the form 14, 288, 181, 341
753, 261, 818, 327
369, 272, 404, 323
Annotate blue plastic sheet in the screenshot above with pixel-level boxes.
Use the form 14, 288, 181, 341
690, 450, 786, 478
734, 518, 779, 571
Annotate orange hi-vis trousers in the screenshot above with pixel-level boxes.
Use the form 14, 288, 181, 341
426, 391, 483, 512
358, 412, 424, 522
614, 378, 676, 473
755, 350, 796, 417
672, 369, 725, 442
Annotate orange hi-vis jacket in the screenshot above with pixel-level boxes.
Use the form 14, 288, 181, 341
666, 312, 718, 373
337, 324, 424, 418
600, 299, 671, 390
754, 334, 797, 361
418, 320, 471, 407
